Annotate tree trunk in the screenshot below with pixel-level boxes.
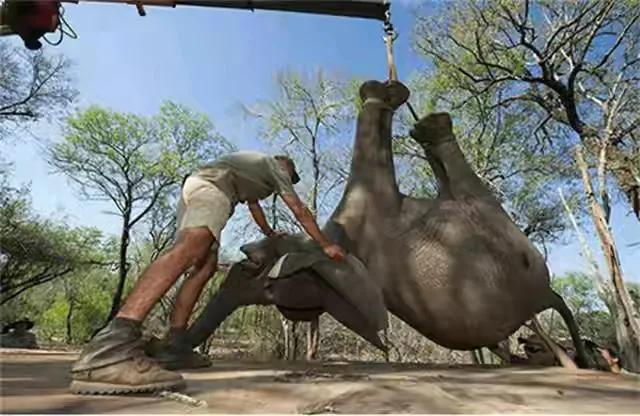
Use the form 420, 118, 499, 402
106, 212, 132, 324
282, 319, 300, 360
548, 69, 639, 221
308, 148, 321, 361
62, 278, 75, 344
381, 328, 392, 362
558, 188, 611, 297
311, 135, 320, 217
281, 318, 290, 360
471, 349, 485, 365
306, 318, 319, 360
586, 141, 639, 222
575, 146, 640, 372
291, 321, 299, 360
66, 299, 74, 344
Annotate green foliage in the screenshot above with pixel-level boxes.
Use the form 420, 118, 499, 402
0, 40, 77, 140
50, 102, 231, 215
412, 0, 639, 216
0, 170, 106, 305
39, 297, 70, 342
552, 272, 605, 314
627, 282, 640, 312
412, 0, 640, 372
547, 272, 617, 347
3, 267, 116, 345
243, 69, 356, 227
153, 102, 233, 181
0, 166, 115, 342
38, 269, 115, 344
394, 75, 574, 248
48, 102, 232, 321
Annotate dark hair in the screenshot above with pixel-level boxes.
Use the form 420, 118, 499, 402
275, 155, 300, 184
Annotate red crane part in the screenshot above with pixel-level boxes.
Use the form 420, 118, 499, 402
1, 0, 61, 49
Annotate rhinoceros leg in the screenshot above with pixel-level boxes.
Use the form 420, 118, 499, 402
268, 272, 386, 351
409, 113, 493, 200
266, 251, 388, 331
349, 80, 409, 194
185, 262, 269, 348
332, 81, 409, 235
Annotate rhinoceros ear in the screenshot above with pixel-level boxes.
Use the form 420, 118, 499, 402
267, 252, 324, 278
267, 252, 388, 331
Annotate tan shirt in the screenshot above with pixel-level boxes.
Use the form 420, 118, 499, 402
195, 151, 296, 205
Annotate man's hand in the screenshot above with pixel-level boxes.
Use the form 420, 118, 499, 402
267, 230, 287, 238
248, 201, 279, 238
279, 193, 347, 261
322, 243, 346, 262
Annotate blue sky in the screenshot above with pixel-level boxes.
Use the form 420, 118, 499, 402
1, 1, 638, 281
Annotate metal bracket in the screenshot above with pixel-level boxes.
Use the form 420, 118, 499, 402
382, 7, 397, 41
135, 1, 146, 15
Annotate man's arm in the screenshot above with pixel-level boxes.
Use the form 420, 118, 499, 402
248, 201, 275, 237
279, 193, 332, 247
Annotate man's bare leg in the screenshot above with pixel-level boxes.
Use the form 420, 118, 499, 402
147, 250, 218, 370
117, 228, 214, 322
170, 250, 218, 330
70, 227, 214, 395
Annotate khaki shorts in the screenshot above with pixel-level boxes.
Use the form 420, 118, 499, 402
176, 176, 234, 247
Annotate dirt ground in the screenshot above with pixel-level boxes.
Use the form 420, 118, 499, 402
1, 348, 639, 414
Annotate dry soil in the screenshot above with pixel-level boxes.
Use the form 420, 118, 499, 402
1, 348, 638, 414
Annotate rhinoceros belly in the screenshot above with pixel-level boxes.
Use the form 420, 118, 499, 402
384, 199, 550, 349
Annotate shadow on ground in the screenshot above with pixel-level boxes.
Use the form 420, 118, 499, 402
1, 349, 638, 414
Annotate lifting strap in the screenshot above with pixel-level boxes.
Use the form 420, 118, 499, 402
382, 8, 419, 122
383, 8, 398, 82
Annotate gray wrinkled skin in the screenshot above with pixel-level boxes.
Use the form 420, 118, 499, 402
186, 80, 587, 366
186, 255, 387, 352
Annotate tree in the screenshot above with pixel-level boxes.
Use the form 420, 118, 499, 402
0, 170, 105, 305
628, 281, 640, 311
413, 0, 640, 373
243, 70, 355, 226
48, 102, 232, 323
574, 146, 640, 371
414, 0, 639, 218
393, 80, 574, 252
131, 195, 184, 336
0, 40, 76, 140
548, 272, 617, 347
243, 69, 356, 360
35, 267, 116, 344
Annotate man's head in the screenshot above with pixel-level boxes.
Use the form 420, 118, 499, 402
275, 155, 300, 184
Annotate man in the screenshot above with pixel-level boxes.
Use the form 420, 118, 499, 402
70, 151, 345, 395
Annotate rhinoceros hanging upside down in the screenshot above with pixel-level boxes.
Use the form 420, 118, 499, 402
174, 80, 588, 368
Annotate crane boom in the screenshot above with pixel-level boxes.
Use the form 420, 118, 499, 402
1, 0, 389, 50
61, 0, 389, 21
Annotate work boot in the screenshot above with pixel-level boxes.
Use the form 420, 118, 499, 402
145, 327, 211, 371
69, 318, 184, 395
